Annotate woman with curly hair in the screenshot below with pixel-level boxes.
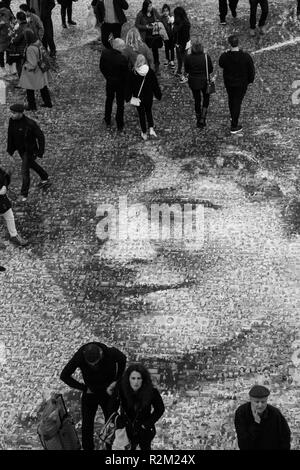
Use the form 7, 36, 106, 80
110, 363, 165, 450
124, 26, 153, 70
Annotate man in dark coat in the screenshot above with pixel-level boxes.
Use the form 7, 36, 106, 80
91, 0, 129, 48
219, 0, 239, 25
100, 38, 128, 131
7, 103, 50, 202
234, 385, 291, 450
298, 0, 300, 19
219, 34, 255, 134
60, 341, 127, 450
249, 0, 269, 36
58, 0, 77, 28
40, 0, 56, 57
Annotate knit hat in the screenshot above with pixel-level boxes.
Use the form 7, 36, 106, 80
249, 385, 270, 398
136, 64, 149, 76
10, 103, 25, 113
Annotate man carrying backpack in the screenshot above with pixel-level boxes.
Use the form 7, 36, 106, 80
60, 342, 127, 450
6, 103, 50, 202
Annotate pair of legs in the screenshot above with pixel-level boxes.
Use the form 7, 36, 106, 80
101, 23, 121, 48
26, 87, 52, 110
249, 0, 269, 29
81, 391, 111, 450
42, 16, 56, 56
61, 1, 75, 26
298, 0, 300, 16
136, 99, 154, 134
19, 152, 49, 197
219, 0, 239, 22
226, 85, 247, 128
104, 80, 125, 130
1, 209, 18, 238
164, 39, 175, 62
176, 46, 187, 75
191, 87, 210, 126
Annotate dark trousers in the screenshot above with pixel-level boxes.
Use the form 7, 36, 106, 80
81, 391, 111, 451
130, 426, 155, 451
104, 80, 125, 129
19, 152, 48, 197
191, 88, 210, 115
137, 100, 154, 133
226, 85, 247, 128
42, 16, 56, 54
61, 2, 73, 25
176, 46, 187, 74
249, 0, 269, 29
164, 39, 175, 62
101, 23, 121, 48
298, 0, 300, 15
26, 87, 52, 108
0, 51, 5, 68
219, 0, 239, 21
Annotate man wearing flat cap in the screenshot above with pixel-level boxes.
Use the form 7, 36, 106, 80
234, 385, 291, 449
60, 341, 126, 450
7, 103, 50, 202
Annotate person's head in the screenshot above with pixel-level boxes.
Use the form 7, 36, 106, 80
9, 103, 25, 120
16, 10, 26, 23
191, 38, 204, 55
134, 54, 149, 76
228, 34, 239, 49
125, 27, 143, 50
83, 343, 104, 369
161, 3, 170, 16
122, 364, 153, 394
142, 0, 152, 15
24, 28, 36, 45
249, 385, 270, 415
174, 6, 188, 23
112, 38, 126, 52
19, 3, 30, 15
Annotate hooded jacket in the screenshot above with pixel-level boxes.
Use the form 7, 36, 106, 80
60, 342, 127, 394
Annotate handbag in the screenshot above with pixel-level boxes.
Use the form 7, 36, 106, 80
111, 427, 131, 450
205, 54, 216, 95
130, 76, 146, 107
99, 412, 119, 446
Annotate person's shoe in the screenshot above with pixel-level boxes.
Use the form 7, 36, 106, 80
68, 20, 77, 25
117, 127, 124, 134
41, 103, 53, 108
103, 119, 111, 129
0, 266, 6, 272
179, 75, 188, 84
250, 28, 256, 37
24, 104, 37, 111
10, 233, 28, 247
220, 20, 227, 25
259, 25, 266, 34
149, 127, 157, 137
230, 125, 243, 134
169, 61, 175, 68
18, 196, 28, 202
38, 178, 51, 188
49, 50, 56, 58
231, 10, 237, 18
62, 23, 67, 28
141, 132, 148, 141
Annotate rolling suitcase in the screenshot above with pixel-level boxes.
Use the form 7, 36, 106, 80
37, 393, 81, 450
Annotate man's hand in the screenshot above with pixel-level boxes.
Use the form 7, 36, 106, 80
106, 381, 117, 396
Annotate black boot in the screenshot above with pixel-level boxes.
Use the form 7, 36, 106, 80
201, 107, 208, 127
196, 113, 202, 128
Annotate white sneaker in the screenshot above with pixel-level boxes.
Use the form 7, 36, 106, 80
141, 132, 148, 141
149, 128, 157, 137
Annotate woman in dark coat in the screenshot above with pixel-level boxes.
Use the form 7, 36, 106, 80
57, 0, 76, 28
173, 6, 190, 83
126, 54, 162, 140
110, 363, 165, 450
7, 10, 29, 77
184, 39, 213, 128
135, 0, 162, 75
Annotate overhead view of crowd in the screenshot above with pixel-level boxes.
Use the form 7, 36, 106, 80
0, 0, 299, 452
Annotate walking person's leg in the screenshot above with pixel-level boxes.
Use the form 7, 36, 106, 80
258, 0, 268, 31
249, 0, 258, 32
164, 40, 170, 62
219, 0, 228, 23
229, 0, 239, 16
101, 23, 111, 48
67, 0, 76, 25
298, 0, 300, 17
28, 154, 49, 182
104, 81, 115, 126
40, 86, 52, 107
176, 46, 183, 74
43, 17, 56, 56
137, 104, 147, 138
20, 152, 31, 198
227, 86, 246, 130
152, 46, 160, 73
81, 392, 99, 450
2, 209, 28, 245
112, 23, 121, 39
170, 40, 175, 63
201, 89, 210, 127
145, 100, 155, 135
61, 4, 67, 27
192, 88, 202, 126
26, 89, 37, 110
115, 85, 125, 131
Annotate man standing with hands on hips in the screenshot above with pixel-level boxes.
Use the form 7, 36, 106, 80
60, 341, 126, 450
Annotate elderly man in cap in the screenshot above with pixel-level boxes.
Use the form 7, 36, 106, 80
234, 384, 291, 450
7, 103, 50, 202
60, 341, 126, 450
99, 37, 128, 132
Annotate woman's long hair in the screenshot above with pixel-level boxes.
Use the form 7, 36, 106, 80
141, 0, 152, 16
126, 27, 143, 51
174, 6, 190, 25
121, 364, 154, 410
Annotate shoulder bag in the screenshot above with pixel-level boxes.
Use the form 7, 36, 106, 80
130, 76, 145, 106
205, 54, 216, 95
